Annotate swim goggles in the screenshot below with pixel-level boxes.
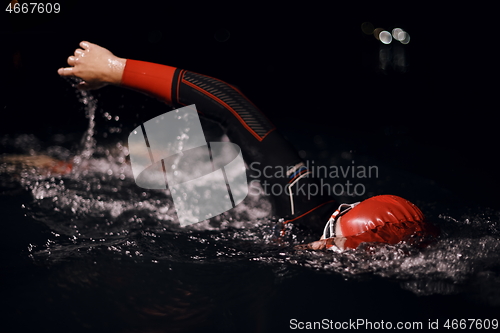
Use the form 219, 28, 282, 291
322, 202, 360, 239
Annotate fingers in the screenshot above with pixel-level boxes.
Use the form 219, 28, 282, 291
57, 67, 74, 77
74, 48, 86, 57
57, 42, 84, 77
58, 54, 77, 76
60, 43, 88, 76
80, 41, 91, 50
67, 56, 76, 66
58, 41, 106, 85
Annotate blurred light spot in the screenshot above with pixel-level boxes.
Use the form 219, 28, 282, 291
379, 31, 392, 44
361, 22, 374, 35
399, 31, 410, 44
373, 28, 384, 40
214, 29, 230, 42
392, 28, 404, 40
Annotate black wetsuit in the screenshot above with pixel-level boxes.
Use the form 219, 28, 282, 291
122, 60, 336, 232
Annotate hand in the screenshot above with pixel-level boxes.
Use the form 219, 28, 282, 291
57, 41, 126, 90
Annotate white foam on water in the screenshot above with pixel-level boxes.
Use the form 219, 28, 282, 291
4, 83, 499, 301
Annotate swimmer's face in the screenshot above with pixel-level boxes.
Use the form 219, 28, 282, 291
320, 214, 347, 250
333, 216, 347, 250
320, 217, 346, 249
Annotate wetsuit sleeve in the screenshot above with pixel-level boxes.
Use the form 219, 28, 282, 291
121, 60, 177, 104
121, 59, 336, 234
121, 59, 275, 141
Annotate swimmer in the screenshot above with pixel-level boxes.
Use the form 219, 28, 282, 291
56, 41, 438, 250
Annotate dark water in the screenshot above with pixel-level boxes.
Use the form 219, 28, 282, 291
2, 89, 500, 333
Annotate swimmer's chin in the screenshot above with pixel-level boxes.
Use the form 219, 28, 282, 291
295, 237, 346, 251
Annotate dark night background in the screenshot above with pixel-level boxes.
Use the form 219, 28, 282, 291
1, 2, 499, 333
2, 1, 495, 209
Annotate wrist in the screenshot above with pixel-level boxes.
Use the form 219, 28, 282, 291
106, 56, 126, 85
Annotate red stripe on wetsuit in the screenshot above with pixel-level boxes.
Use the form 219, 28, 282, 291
121, 60, 177, 105
121, 60, 275, 141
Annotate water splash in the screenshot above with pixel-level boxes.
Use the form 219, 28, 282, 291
66, 80, 97, 167
2, 81, 499, 303
77, 90, 97, 162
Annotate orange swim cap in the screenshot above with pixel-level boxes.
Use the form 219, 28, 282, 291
323, 195, 438, 250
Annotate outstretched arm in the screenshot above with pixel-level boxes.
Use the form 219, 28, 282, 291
57, 42, 275, 141
58, 41, 337, 232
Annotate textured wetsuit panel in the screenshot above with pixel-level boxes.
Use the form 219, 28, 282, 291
180, 71, 275, 140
